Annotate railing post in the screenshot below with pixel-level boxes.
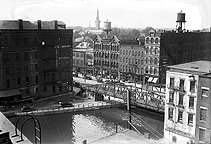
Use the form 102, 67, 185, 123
115, 124, 118, 133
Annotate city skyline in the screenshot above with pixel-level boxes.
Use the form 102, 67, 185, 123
0, 0, 210, 30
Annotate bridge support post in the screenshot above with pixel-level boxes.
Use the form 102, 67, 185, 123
127, 90, 132, 130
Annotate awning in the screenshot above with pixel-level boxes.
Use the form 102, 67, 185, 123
148, 77, 153, 82
0, 89, 21, 98
152, 78, 158, 83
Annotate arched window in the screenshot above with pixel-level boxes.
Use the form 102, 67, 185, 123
150, 57, 153, 65
141, 68, 144, 74
154, 68, 158, 75
145, 67, 148, 74
141, 51, 144, 57
155, 48, 158, 55
141, 60, 144, 65
123, 50, 125, 55
150, 67, 153, 74
138, 51, 141, 56
150, 47, 153, 55
155, 38, 159, 44
146, 37, 149, 44
154, 58, 158, 65
150, 38, 154, 44
145, 57, 148, 64
145, 46, 149, 54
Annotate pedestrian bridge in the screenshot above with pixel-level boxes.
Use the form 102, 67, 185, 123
82, 82, 165, 112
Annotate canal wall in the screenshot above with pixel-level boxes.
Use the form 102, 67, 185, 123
15, 101, 125, 116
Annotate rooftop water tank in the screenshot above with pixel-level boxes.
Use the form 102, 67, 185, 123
176, 11, 186, 22
103, 20, 112, 31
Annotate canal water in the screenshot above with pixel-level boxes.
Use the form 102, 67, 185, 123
9, 107, 164, 144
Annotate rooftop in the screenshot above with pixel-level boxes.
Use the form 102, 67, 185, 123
168, 60, 211, 75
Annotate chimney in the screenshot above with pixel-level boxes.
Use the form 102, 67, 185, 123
18, 19, 23, 30
38, 20, 41, 30
53, 20, 58, 29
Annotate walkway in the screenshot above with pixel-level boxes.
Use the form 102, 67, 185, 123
16, 100, 124, 116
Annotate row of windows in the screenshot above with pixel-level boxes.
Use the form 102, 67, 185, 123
145, 57, 159, 65
120, 58, 144, 65
169, 78, 195, 92
145, 67, 159, 75
4, 52, 20, 63
120, 50, 144, 57
73, 60, 84, 66
5, 65, 20, 75
94, 43, 120, 51
168, 92, 195, 109
145, 46, 159, 55
5, 75, 38, 89
94, 52, 118, 59
1, 36, 72, 47
43, 72, 70, 82
145, 37, 160, 44
168, 108, 194, 125
94, 60, 118, 68
73, 52, 84, 58
120, 66, 144, 74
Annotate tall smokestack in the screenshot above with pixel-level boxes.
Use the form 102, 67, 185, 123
38, 20, 41, 30
53, 20, 58, 29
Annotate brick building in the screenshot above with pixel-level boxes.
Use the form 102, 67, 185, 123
164, 61, 211, 144
0, 19, 73, 105
93, 35, 120, 79
119, 44, 145, 82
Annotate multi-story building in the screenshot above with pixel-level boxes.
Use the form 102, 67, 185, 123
119, 44, 145, 82
164, 60, 211, 144
159, 11, 211, 84
73, 42, 94, 75
144, 29, 161, 84
93, 35, 120, 79
0, 19, 73, 105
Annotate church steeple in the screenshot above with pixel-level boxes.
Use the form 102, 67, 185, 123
95, 8, 101, 30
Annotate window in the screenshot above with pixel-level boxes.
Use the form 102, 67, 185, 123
17, 77, 21, 86
199, 128, 205, 142
170, 78, 174, 88
188, 113, 193, 125
16, 53, 20, 61
178, 110, 183, 123
26, 76, 29, 85
35, 75, 38, 83
168, 107, 173, 120
190, 81, 195, 92
6, 79, 10, 89
179, 79, 185, 90
200, 107, 207, 122
201, 88, 208, 100
178, 93, 183, 106
189, 97, 194, 109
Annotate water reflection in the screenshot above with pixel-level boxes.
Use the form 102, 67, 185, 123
9, 107, 164, 144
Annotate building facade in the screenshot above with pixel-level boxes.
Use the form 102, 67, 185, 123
119, 44, 145, 83
73, 42, 94, 75
144, 29, 161, 84
93, 35, 120, 79
0, 19, 73, 105
164, 61, 211, 144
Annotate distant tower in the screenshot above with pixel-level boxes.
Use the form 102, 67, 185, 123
103, 20, 112, 38
176, 11, 186, 32
95, 8, 101, 30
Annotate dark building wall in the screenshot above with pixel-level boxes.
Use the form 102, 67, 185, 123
159, 31, 211, 83
195, 76, 211, 143
0, 26, 73, 99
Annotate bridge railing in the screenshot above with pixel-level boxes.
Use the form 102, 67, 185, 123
16, 101, 124, 115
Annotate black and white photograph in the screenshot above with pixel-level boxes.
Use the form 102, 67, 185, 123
0, 0, 210, 144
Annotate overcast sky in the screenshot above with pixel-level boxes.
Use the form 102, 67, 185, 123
0, 0, 210, 30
